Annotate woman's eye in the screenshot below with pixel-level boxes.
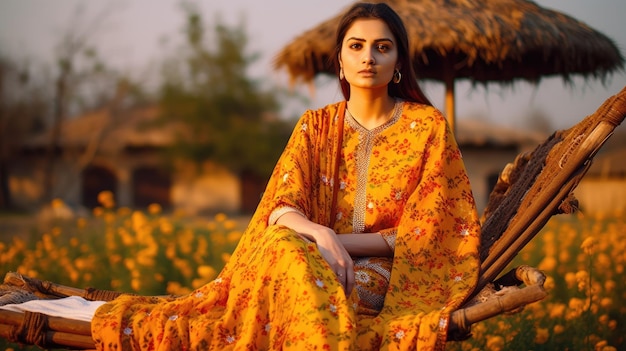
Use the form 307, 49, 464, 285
350, 43, 362, 50
377, 44, 390, 52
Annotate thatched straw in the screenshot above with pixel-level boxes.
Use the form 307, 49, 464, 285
274, 0, 624, 85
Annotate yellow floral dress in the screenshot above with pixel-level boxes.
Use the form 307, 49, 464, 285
92, 101, 481, 351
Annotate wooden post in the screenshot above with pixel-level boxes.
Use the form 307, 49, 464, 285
444, 61, 456, 135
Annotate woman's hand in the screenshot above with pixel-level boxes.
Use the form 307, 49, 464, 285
275, 211, 354, 295
310, 227, 355, 296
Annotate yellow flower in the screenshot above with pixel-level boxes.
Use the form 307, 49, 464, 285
131, 278, 141, 292
604, 280, 616, 293
569, 297, 586, 311
600, 297, 612, 309
548, 303, 566, 318
580, 236, 598, 255
564, 272, 576, 289
109, 254, 122, 265
124, 258, 136, 271
598, 314, 610, 325
575, 270, 589, 292
608, 320, 617, 330
117, 207, 132, 216
538, 256, 557, 271
227, 231, 242, 243
165, 244, 177, 260
224, 219, 238, 230
148, 203, 162, 215
222, 252, 231, 263
174, 258, 193, 278
595, 340, 608, 350
553, 324, 565, 334
534, 327, 549, 344
596, 253, 611, 270
69, 270, 79, 283
51, 198, 65, 209
136, 254, 155, 267
167, 281, 191, 296
110, 279, 122, 289
74, 258, 88, 270
160, 219, 174, 234
197, 265, 217, 279
214, 213, 228, 223
558, 251, 570, 264
486, 335, 505, 351
97, 190, 116, 209
192, 278, 208, 289
543, 276, 555, 291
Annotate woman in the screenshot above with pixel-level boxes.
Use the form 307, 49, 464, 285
92, 3, 480, 350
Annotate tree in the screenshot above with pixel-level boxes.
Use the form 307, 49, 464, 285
157, 6, 293, 179
42, 4, 124, 202
1, 3, 148, 210
0, 57, 47, 210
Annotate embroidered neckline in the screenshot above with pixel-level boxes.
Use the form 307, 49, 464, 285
345, 100, 403, 134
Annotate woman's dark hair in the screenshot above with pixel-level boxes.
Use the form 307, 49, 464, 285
333, 2, 432, 105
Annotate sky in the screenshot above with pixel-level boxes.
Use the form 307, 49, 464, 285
0, 0, 625, 131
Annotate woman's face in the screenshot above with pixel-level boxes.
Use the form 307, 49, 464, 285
340, 18, 398, 92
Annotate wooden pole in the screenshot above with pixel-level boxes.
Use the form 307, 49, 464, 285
444, 61, 456, 135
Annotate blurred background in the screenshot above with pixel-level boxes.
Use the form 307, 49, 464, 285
0, 0, 624, 216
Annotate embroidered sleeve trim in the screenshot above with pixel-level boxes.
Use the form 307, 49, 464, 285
268, 206, 305, 226
379, 228, 397, 252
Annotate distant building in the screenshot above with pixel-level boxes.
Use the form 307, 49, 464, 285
573, 141, 626, 216
454, 118, 546, 213
12, 106, 547, 216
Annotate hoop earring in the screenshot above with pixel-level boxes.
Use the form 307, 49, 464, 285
339, 68, 345, 80
393, 69, 402, 84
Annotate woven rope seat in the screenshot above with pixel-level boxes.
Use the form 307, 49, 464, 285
1, 87, 625, 350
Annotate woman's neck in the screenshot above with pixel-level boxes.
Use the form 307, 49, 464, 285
347, 91, 396, 130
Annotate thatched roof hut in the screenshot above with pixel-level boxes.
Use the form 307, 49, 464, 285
275, 0, 623, 84
274, 0, 624, 129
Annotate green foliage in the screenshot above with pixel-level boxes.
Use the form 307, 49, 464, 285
157, 7, 292, 177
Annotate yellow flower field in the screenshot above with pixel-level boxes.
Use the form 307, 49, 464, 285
0, 195, 624, 350
447, 210, 625, 351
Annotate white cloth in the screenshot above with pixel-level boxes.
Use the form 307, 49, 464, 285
0, 296, 104, 322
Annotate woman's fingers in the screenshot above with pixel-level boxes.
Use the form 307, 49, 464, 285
331, 256, 354, 295
308, 228, 355, 295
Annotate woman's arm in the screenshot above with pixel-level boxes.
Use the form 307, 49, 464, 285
337, 234, 393, 257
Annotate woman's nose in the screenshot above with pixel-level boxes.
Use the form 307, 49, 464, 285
362, 52, 375, 64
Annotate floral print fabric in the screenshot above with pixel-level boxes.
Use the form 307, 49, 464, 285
92, 101, 480, 350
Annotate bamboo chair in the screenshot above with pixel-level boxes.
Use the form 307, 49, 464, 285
1, 86, 625, 350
